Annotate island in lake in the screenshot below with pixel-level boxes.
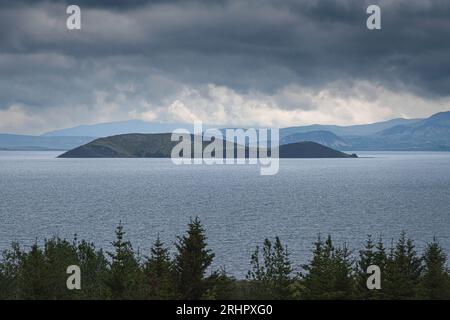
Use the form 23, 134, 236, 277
58, 133, 357, 159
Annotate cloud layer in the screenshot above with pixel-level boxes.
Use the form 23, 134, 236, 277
1, 0, 450, 134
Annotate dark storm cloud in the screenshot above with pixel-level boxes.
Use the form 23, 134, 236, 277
1, 0, 449, 95
0, 0, 449, 132
0, 0, 161, 9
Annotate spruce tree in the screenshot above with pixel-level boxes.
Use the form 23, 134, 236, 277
356, 235, 375, 298
0, 242, 22, 299
106, 222, 146, 299
301, 235, 354, 299
246, 237, 294, 299
301, 236, 328, 299
17, 243, 50, 299
419, 239, 449, 299
204, 268, 238, 300
356, 235, 387, 299
174, 217, 215, 299
331, 244, 354, 299
75, 239, 109, 299
384, 233, 422, 299
42, 237, 79, 299
144, 236, 176, 299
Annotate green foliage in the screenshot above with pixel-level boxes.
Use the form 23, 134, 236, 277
144, 236, 177, 299
105, 222, 147, 299
418, 239, 450, 299
174, 217, 215, 299
246, 237, 294, 299
356, 236, 387, 299
301, 235, 354, 299
203, 268, 239, 300
0, 223, 449, 300
0, 238, 108, 300
383, 232, 422, 299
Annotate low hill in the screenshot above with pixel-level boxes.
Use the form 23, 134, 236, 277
58, 133, 356, 159
279, 141, 356, 158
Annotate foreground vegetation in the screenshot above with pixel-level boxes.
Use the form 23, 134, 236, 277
1, 218, 449, 300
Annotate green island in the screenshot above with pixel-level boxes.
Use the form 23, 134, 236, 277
58, 133, 357, 159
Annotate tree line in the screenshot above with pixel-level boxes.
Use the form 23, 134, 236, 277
0, 217, 449, 300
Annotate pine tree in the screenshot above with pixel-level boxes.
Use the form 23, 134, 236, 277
384, 232, 422, 299
246, 237, 294, 299
75, 239, 109, 299
418, 239, 449, 299
174, 217, 215, 299
301, 236, 328, 299
356, 235, 375, 298
373, 237, 387, 272
144, 236, 176, 299
301, 235, 354, 299
42, 237, 79, 299
105, 222, 146, 299
204, 268, 238, 300
0, 242, 22, 299
17, 243, 50, 299
356, 235, 387, 299
331, 244, 354, 299
272, 237, 294, 298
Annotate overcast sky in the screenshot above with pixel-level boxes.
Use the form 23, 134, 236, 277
1, 0, 450, 134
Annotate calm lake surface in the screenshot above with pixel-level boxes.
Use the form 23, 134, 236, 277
1, 151, 449, 277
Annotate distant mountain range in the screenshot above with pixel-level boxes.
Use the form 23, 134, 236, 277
279, 118, 421, 137
58, 133, 356, 159
340, 111, 450, 151
42, 120, 195, 137
0, 134, 94, 151
1, 111, 450, 151
279, 111, 450, 151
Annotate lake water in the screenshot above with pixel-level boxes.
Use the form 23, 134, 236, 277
1, 151, 449, 277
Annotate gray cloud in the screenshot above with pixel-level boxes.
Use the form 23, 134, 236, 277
0, 0, 449, 133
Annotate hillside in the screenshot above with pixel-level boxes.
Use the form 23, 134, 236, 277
279, 142, 356, 158
345, 111, 450, 151
58, 133, 356, 159
280, 118, 421, 137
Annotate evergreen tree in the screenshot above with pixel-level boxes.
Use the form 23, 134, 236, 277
300, 236, 329, 299
174, 217, 215, 299
144, 236, 176, 299
331, 244, 354, 299
418, 239, 449, 299
16, 243, 50, 299
105, 222, 146, 299
301, 235, 354, 299
384, 233, 422, 299
204, 268, 238, 300
246, 237, 294, 299
42, 237, 79, 299
2, 225, 450, 300
356, 235, 375, 298
75, 239, 109, 299
356, 235, 387, 299
0, 243, 22, 299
